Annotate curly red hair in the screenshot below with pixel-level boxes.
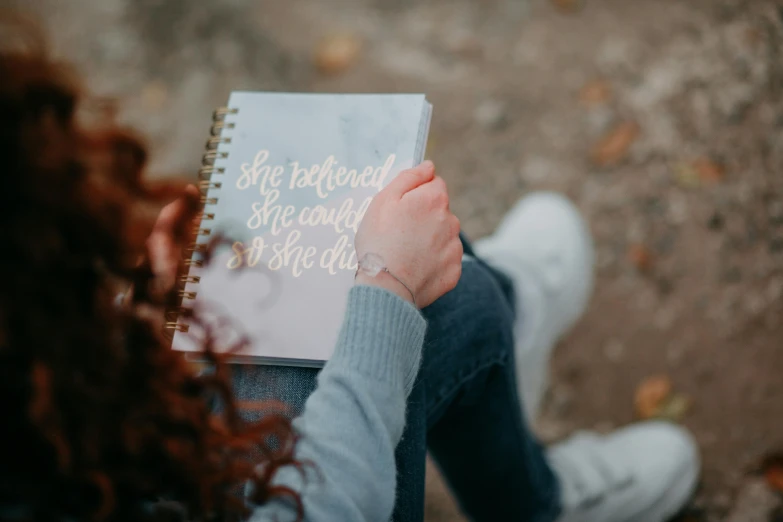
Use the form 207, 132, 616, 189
0, 17, 301, 522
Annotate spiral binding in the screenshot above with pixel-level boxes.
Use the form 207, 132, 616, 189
164, 106, 238, 336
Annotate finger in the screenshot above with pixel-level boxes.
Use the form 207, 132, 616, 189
434, 175, 448, 195
154, 200, 183, 233
381, 161, 435, 199
450, 214, 461, 237
146, 232, 177, 288
446, 241, 464, 289
147, 231, 175, 265
184, 183, 200, 197
182, 184, 202, 218
154, 184, 201, 239
408, 175, 450, 208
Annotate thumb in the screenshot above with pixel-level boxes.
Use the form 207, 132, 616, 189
155, 185, 200, 233
382, 161, 435, 199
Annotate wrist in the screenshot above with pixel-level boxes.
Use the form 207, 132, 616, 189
354, 272, 415, 306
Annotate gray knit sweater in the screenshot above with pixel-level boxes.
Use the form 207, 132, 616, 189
250, 285, 427, 521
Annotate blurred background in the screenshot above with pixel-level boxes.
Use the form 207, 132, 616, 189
10, 0, 783, 520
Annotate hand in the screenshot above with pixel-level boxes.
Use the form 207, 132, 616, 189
354, 161, 462, 308
146, 184, 201, 295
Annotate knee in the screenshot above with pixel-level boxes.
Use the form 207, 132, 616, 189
422, 258, 515, 350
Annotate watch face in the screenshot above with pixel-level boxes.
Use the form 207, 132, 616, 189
359, 252, 385, 277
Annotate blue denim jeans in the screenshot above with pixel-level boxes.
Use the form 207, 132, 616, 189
232, 238, 561, 521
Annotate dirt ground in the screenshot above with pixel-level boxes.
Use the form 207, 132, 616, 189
13, 0, 783, 520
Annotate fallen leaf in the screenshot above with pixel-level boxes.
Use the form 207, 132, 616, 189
627, 244, 654, 272
445, 35, 483, 59
656, 393, 691, 422
551, 0, 585, 13
674, 158, 724, 188
692, 157, 724, 184
313, 32, 362, 75
590, 121, 640, 167
765, 467, 783, 493
674, 162, 701, 188
579, 80, 612, 106
761, 453, 783, 493
635, 375, 672, 419
744, 27, 764, 48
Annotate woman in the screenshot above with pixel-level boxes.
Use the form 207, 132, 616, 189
0, 24, 699, 522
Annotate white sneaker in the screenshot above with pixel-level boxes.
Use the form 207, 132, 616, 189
474, 192, 594, 423
548, 421, 700, 522
477, 194, 700, 520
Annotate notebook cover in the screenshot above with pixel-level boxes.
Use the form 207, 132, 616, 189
172, 92, 431, 365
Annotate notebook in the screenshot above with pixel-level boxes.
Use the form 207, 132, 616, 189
168, 92, 432, 366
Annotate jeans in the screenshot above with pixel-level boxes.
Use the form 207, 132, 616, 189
232, 238, 561, 521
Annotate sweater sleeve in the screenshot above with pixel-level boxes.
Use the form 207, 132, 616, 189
249, 285, 427, 522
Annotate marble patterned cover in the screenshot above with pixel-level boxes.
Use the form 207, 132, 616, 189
173, 92, 431, 365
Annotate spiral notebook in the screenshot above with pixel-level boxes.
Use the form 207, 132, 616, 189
167, 92, 432, 366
